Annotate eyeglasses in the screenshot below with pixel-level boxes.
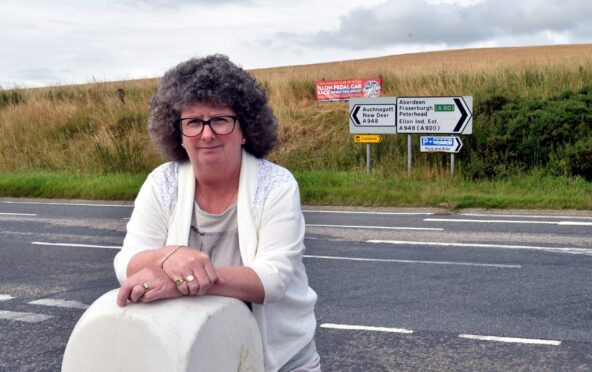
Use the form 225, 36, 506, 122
178, 115, 238, 137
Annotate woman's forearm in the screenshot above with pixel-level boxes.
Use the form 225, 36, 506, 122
126, 249, 265, 304
126, 247, 167, 277
206, 266, 265, 304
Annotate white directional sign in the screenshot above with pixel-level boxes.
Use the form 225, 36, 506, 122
349, 97, 397, 134
396, 96, 472, 134
420, 136, 463, 153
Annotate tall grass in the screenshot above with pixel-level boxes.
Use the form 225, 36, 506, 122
1, 44, 592, 179
0, 81, 161, 173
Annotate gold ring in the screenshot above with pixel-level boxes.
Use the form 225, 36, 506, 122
175, 278, 185, 286
142, 282, 150, 290
185, 275, 195, 282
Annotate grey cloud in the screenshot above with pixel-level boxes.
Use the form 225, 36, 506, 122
273, 0, 592, 49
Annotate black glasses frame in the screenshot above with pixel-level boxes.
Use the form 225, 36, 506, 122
178, 115, 239, 137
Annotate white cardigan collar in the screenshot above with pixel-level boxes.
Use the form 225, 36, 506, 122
167, 149, 259, 265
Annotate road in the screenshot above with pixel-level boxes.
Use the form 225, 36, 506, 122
1, 199, 591, 371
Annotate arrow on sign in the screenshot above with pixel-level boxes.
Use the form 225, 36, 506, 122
350, 106, 361, 125
453, 98, 469, 133
453, 136, 463, 152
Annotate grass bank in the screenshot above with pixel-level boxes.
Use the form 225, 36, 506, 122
1, 170, 590, 210
1, 45, 591, 208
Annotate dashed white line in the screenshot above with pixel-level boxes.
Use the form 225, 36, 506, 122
303, 254, 521, 268
425, 218, 559, 225
459, 334, 561, 346
304, 210, 434, 216
558, 221, 592, 226
425, 218, 592, 226
460, 213, 592, 220
0, 294, 15, 301
31, 242, 121, 249
0, 212, 37, 216
321, 323, 413, 334
367, 240, 592, 256
307, 224, 443, 231
320, 324, 563, 346
28, 299, 89, 310
0, 310, 53, 323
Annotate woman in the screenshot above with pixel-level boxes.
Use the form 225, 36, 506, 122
114, 55, 320, 372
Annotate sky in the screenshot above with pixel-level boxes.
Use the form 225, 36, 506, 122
1, 0, 591, 88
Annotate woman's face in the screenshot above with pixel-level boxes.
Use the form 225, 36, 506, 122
180, 101, 244, 172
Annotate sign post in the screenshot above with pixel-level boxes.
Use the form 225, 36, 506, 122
397, 96, 472, 175
420, 136, 464, 176
407, 135, 412, 176
348, 96, 473, 176
349, 98, 396, 172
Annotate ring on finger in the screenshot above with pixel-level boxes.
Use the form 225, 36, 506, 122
142, 282, 150, 290
175, 278, 185, 286
185, 275, 195, 282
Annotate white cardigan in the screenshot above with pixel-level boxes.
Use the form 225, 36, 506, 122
114, 150, 318, 372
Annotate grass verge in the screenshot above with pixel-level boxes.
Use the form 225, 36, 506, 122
1, 170, 590, 210
0, 171, 146, 201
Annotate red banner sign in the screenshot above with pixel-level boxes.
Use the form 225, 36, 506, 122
315, 77, 382, 102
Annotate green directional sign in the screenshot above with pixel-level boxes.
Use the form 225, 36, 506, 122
434, 104, 454, 112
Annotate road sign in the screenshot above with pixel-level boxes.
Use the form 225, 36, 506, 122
396, 96, 472, 134
349, 97, 397, 134
420, 136, 463, 153
353, 134, 383, 143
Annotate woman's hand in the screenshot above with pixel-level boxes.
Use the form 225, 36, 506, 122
161, 246, 223, 297
117, 267, 181, 307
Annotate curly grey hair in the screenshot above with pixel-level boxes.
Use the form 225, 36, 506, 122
148, 54, 278, 161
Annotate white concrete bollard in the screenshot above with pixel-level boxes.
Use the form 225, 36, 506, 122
62, 289, 264, 372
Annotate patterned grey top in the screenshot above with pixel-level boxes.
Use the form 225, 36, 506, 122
188, 202, 242, 267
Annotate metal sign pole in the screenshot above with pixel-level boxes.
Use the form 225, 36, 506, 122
366, 143, 371, 173
407, 134, 412, 176
450, 153, 455, 176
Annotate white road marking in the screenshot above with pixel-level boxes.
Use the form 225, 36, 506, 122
28, 299, 89, 310
305, 236, 344, 242
31, 241, 121, 249
368, 240, 592, 256
425, 218, 592, 226
0, 212, 37, 216
0, 201, 132, 207
308, 224, 443, 231
461, 213, 592, 220
558, 221, 592, 226
459, 334, 561, 346
425, 218, 559, 225
0, 294, 15, 301
303, 254, 521, 268
0, 310, 53, 323
321, 323, 413, 334
304, 210, 434, 216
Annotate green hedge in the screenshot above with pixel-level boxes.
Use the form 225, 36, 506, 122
463, 86, 592, 180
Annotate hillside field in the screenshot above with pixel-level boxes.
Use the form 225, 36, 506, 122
1, 44, 591, 208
